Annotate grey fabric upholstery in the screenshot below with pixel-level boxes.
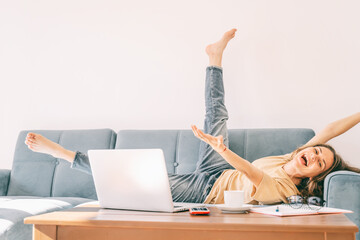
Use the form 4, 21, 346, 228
7, 129, 116, 198
1, 129, 116, 240
7, 130, 60, 197
1, 127, 359, 240
115, 130, 185, 174
0, 196, 94, 240
115, 129, 315, 173
324, 170, 360, 240
0, 170, 10, 196
228, 128, 315, 162
51, 129, 116, 199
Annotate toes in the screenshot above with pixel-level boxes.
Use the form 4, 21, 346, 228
224, 28, 237, 39
25, 139, 36, 145
26, 133, 37, 143
28, 145, 35, 151
28, 132, 42, 140
229, 28, 237, 34
27, 133, 36, 139
25, 138, 33, 145
25, 140, 39, 148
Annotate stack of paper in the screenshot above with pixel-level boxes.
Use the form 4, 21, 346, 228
250, 204, 353, 217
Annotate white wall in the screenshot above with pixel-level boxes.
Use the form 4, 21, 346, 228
1, 0, 359, 169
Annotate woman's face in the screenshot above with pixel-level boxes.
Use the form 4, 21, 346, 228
293, 146, 334, 178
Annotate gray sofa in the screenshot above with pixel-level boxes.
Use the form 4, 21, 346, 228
0, 128, 359, 240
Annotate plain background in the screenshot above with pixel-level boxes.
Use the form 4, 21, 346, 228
0, 0, 359, 169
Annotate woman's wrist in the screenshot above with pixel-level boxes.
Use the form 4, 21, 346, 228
217, 145, 227, 154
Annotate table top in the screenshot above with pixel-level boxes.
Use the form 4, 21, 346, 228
25, 204, 358, 234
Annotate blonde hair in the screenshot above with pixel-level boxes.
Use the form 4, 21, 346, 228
290, 144, 360, 198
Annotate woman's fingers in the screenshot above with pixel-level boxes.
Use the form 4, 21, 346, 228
198, 130, 214, 142
191, 125, 201, 138
192, 125, 207, 138
197, 128, 211, 142
191, 125, 208, 142
191, 125, 225, 152
191, 125, 219, 147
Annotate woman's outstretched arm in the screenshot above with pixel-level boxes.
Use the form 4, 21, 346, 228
303, 112, 360, 147
191, 125, 264, 186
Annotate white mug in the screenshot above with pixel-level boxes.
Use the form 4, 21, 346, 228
224, 190, 244, 208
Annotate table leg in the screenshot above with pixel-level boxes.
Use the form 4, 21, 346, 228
33, 225, 57, 240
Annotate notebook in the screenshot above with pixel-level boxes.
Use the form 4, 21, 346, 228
88, 149, 201, 212
250, 204, 353, 217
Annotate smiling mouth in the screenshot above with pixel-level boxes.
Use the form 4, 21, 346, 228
301, 155, 308, 166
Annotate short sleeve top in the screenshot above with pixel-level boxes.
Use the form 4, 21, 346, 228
203, 153, 300, 205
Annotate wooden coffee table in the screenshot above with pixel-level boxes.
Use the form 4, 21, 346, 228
24, 204, 358, 240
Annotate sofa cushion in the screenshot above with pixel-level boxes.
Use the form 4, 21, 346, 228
0, 170, 11, 196
115, 130, 182, 174
324, 171, 360, 240
0, 196, 93, 240
51, 129, 116, 199
116, 129, 315, 174
7, 129, 116, 199
229, 128, 315, 162
7, 131, 61, 197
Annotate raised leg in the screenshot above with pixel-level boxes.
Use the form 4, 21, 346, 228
170, 29, 237, 203
195, 28, 237, 174
194, 66, 232, 174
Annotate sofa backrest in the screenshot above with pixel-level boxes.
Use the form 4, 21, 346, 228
7, 128, 314, 199
7, 129, 116, 199
115, 128, 315, 174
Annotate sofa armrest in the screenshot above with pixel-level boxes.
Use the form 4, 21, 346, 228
0, 169, 11, 196
324, 170, 360, 239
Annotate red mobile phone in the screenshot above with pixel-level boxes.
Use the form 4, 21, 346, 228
189, 207, 210, 215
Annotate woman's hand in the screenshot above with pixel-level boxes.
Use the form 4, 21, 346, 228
191, 125, 264, 186
191, 125, 226, 153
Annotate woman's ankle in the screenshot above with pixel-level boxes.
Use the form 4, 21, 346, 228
54, 147, 76, 163
209, 57, 222, 68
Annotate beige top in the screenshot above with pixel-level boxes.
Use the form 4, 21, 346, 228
203, 153, 300, 205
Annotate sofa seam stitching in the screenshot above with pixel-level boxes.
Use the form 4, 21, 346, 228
174, 131, 180, 174
244, 130, 248, 160
50, 132, 62, 197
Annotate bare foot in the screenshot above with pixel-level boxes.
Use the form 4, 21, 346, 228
206, 28, 237, 57
25, 133, 65, 159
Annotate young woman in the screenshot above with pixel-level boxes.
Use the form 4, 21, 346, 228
25, 29, 360, 205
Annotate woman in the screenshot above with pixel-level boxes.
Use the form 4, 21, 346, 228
25, 29, 360, 205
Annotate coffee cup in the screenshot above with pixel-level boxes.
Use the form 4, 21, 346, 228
224, 190, 244, 208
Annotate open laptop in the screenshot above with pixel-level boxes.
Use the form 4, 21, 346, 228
88, 149, 202, 212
